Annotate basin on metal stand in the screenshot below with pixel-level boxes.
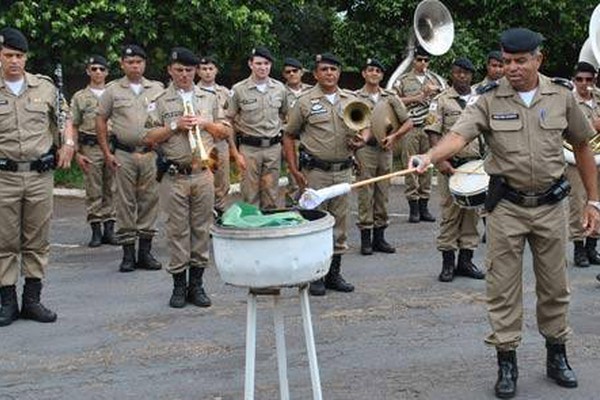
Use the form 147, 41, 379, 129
211, 209, 334, 400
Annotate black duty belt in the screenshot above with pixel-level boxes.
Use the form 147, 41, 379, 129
305, 155, 353, 172
113, 138, 151, 154
79, 133, 99, 146
239, 134, 282, 148
503, 176, 570, 208
0, 151, 56, 173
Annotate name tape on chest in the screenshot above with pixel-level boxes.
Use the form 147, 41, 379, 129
491, 112, 519, 120
240, 98, 258, 105
0, 99, 8, 106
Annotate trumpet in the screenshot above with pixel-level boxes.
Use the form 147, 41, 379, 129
182, 98, 211, 168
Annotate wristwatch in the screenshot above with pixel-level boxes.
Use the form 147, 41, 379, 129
587, 200, 600, 212
64, 138, 75, 147
169, 120, 177, 132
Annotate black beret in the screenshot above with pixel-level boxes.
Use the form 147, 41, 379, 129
452, 57, 475, 73
363, 57, 385, 71
250, 46, 274, 62
199, 55, 218, 66
314, 52, 341, 67
500, 28, 544, 53
575, 61, 597, 75
86, 54, 108, 68
170, 47, 199, 66
487, 51, 503, 63
414, 45, 430, 57
0, 27, 28, 53
121, 44, 146, 59
283, 57, 303, 69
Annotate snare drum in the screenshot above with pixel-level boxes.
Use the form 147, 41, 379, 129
448, 160, 489, 208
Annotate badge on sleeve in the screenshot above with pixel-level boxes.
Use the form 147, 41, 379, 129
147, 102, 156, 112
429, 101, 437, 111
467, 95, 480, 106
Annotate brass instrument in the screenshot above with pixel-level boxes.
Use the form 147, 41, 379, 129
182, 98, 211, 168
342, 100, 371, 131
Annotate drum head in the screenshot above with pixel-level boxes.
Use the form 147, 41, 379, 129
449, 160, 489, 208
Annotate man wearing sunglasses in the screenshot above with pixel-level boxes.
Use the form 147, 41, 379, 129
71, 55, 117, 248
394, 45, 443, 223
566, 61, 600, 269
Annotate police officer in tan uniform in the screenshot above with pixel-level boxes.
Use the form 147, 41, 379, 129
145, 48, 232, 308
281, 57, 312, 206
0, 27, 75, 327
197, 56, 241, 216
394, 46, 442, 223
225, 47, 289, 210
425, 58, 485, 282
284, 52, 367, 296
96, 44, 164, 273
566, 61, 600, 268
411, 28, 600, 398
474, 51, 504, 91
71, 55, 117, 247
355, 58, 412, 255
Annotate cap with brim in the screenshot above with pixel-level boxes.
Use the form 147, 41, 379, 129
453, 57, 475, 73
250, 46, 274, 62
0, 27, 28, 53
414, 46, 430, 57
575, 61, 597, 75
315, 52, 341, 67
487, 50, 503, 63
87, 55, 108, 68
283, 57, 303, 69
363, 57, 385, 71
170, 47, 200, 66
500, 28, 544, 53
121, 44, 146, 59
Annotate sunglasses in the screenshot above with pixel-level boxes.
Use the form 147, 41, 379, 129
283, 68, 300, 74
416, 57, 430, 63
574, 77, 594, 82
90, 66, 107, 72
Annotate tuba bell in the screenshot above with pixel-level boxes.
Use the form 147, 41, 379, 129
564, 4, 600, 166
342, 100, 371, 131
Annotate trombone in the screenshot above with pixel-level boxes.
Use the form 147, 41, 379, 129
182, 98, 211, 168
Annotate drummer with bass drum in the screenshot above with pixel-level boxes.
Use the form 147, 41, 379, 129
424, 57, 485, 282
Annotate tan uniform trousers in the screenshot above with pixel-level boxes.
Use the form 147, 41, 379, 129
0, 171, 53, 286
436, 174, 479, 251
240, 144, 281, 210
305, 167, 351, 254
163, 169, 214, 274
213, 139, 230, 212
114, 149, 159, 244
80, 144, 116, 223
401, 126, 432, 200
565, 164, 600, 241
356, 145, 392, 229
484, 200, 571, 351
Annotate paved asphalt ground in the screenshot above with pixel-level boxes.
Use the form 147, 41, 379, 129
1, 184, 599, 400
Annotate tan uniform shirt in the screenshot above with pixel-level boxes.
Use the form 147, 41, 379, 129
148, 83, 225, 165
225, 77, 288, 138
425, 86, 482, 160
394, 70, 443, 125
71, 87, 102, 135
0, 72, 62, 160
286, 83, 313, 109
453, 74, 594, 193
285, 85, 359, 161
574, 90, 600, 122
98, 76, 164, 146
199, 83, 229, 110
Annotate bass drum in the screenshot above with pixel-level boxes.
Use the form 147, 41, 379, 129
448, 160, 489, 208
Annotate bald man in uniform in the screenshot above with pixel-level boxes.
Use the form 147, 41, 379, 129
411, 28, 600, 398
0, 27, 75, 326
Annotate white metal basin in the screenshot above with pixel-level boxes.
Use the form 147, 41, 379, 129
211, 209, 334, 288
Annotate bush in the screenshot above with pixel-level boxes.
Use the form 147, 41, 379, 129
54, 165, 84, 189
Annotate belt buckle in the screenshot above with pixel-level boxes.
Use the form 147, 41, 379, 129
17, 162, 31, 172
331, 163, 342, 172
521, 195, 538, 207
260, 138, 271, 147
168, 164, 178, 176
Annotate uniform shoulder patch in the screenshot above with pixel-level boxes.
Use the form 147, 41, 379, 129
551, 77, 573, 90
475, 81, 499, 95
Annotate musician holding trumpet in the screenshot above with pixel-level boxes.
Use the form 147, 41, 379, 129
144, 48, 232, 309
410, 28, 600, 398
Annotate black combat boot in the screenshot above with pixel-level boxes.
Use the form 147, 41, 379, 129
0, 285, 19, 327
101, 220, 119, 245
119, 244, 136, 272
495, 350, 518, 399
88, 222, 102, 248
309, 278, 326, 296
418, 198, 436, 222
408, 200, 420, 223
439, 250, 455, 282
187, 267, 211, 307
455, 249, 485, 279
324, 255, 354, 292
546, 342, 578, 388
372, 227, 395, 253
19, 278, 57, 323
360, 229, 373, 255
136, 238, 162, 270
585, 237, 600, 265
169, 272, 187, 308
573, 240, 590, 267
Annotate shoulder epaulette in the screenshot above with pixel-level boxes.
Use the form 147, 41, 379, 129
475, 81, 499, 95
199, 87, 216, 95
105, 80, 117, 88
551, 77, 573, 90
35, 74, 55, 84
